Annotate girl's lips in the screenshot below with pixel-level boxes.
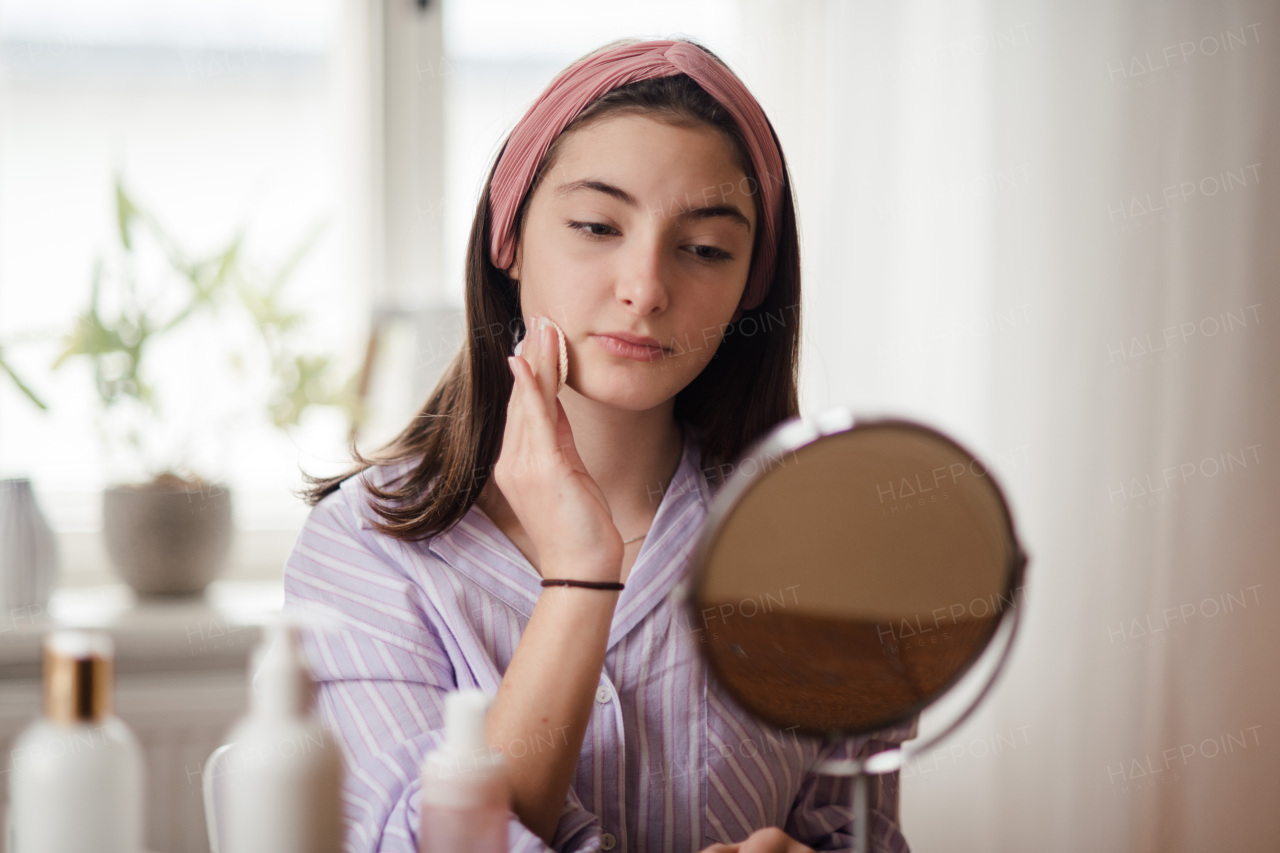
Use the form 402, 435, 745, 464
591, 334, 667, 362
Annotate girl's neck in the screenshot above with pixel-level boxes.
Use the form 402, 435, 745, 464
556, 389, 686, 521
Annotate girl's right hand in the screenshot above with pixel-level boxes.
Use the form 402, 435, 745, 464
493, 315, 624, 582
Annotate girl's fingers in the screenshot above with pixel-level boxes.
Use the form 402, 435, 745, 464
541, 321, 559, 407
506, 352, 562, 476
554, 397, 612, 518
513, 317, 562, 429
526, 317, 559, 414
552, 398, 583, 466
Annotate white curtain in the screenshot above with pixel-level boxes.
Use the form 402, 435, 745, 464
738, 1, 1280, 850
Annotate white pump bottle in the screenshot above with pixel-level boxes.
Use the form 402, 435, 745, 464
222, 623, 344, 853
419, 688, 510, 853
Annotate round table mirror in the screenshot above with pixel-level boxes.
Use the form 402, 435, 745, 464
687, 411, 1028, 739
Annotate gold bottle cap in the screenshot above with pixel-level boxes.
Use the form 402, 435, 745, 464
43, 631, 114, 724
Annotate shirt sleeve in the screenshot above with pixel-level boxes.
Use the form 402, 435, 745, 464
783, 720, 916, 853
283, 484, 607, 853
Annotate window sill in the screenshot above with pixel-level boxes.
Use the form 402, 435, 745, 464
0, 579, 284, 678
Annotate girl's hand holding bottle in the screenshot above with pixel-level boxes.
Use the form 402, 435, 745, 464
497, 315, 623, 582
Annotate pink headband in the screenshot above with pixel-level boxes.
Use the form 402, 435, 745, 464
488, 40, 785, 312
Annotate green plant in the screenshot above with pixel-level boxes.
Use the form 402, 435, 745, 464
48, 177, 359, 482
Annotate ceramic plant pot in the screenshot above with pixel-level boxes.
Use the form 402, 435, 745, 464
103, 477, 233, 597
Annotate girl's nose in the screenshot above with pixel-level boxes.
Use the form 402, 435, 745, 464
615, 237, 669, 315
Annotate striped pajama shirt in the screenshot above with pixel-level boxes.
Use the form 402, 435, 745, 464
283, 432, 912, 853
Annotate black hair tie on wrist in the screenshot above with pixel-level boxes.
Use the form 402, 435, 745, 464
540, 579, 625, 591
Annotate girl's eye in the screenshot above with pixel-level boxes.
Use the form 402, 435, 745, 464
686, 244, 733, 262
568, 220, 617, 238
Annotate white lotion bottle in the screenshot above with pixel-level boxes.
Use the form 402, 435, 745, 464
8, 631, 144, 853
223, 623, 344, 853
419, 689, 510, 853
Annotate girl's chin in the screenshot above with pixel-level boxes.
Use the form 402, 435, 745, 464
566, 372, 682, 411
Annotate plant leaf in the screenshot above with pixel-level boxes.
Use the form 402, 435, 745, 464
114, 176, 140, 251
0, 349, 49, 410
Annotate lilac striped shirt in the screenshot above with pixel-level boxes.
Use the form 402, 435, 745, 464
283, 432, 912, 853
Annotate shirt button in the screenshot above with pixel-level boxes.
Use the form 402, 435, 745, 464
595, 685, 612, 704
601, 831, 617, 850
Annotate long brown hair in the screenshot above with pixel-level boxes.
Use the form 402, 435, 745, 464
304, 43, 802, 541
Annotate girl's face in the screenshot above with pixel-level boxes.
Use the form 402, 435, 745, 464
508, 113, 757, 412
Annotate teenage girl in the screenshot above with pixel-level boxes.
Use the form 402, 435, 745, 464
285, 38, 910, 853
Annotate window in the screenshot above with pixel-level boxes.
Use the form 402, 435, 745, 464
0, 0, 746, 588
0, 0, 351, 584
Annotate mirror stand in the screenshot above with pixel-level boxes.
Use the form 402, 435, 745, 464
812, 585, 1028, 853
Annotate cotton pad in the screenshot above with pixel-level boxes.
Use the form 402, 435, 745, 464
513, 317, 568, 390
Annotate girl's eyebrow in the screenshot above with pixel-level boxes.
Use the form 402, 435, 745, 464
556, 178, 635, 205
555, 178, 752, 232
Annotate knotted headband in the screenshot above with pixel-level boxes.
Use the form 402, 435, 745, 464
487, 39, 785, 312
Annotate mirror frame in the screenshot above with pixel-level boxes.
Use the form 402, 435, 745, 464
685, 409, 1029, 737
